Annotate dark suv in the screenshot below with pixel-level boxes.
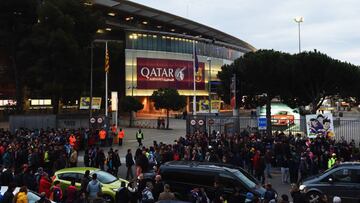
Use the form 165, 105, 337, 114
153, 161, 265, 201
300, 162, 360, 202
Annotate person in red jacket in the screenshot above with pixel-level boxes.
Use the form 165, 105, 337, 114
38, 174, 52, 198
65, 180, 78, 203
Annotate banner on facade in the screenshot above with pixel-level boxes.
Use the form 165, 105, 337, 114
137, 58, 205, 90
198, 100, 222, 113
305, 113, 335, 139
79, 97, 102, 110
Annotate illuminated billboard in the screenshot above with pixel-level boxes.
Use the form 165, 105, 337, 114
137, 58, 205, 90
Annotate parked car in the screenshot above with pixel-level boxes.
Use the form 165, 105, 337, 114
300, 162, 360, 203
271, 111, 295, 126
146, 161, 266, 201
0, 186, 54, 203
53, 167, 128, 203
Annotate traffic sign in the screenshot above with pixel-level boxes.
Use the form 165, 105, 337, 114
198, 119, 204, 126
97, 117, 103, 124
190, 119, 197, 126
90, 117, 96, 124
208, 119, 214, 125
258, 117, 267, 130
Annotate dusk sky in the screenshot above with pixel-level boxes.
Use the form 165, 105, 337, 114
133, 0, 360, 65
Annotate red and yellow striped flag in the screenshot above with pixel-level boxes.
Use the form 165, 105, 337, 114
105, 43, 110, 73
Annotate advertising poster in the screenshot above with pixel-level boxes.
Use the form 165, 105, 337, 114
79, 97, 102, 110
137, 58, 205, 90
258, 102, 300, 131
306, 113, 335, 139
198, 100, 222, 113
199, 100, 210, 113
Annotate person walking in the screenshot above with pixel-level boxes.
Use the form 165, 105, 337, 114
15, 186, 28, 203
99, 129, 106, 147
38, 174, 52, 198
69, 149, 78, 167
2, 183, 15, 203
158, 184, 175, 201
113, 149, 121, 177
51, 181, 63, 203
136, 129, 144, 147
65, 180, 78, 203
126, 149, 135, 180
86, 173, 102, 200
328, 153, 337, 169
280, 156, 290, 184
80, 170, 91, 193
118, 128, 125, 146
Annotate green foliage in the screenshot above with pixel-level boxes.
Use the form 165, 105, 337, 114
0, 0, 38, 113
20, 0, 101, 113
150, 88, 186, 111
120, 96, 144, 113
120, 96, 144, 127
218, 49, 360, 115
150, 88, 186, 129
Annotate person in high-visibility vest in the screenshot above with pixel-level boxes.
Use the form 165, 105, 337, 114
69, 134, 76, 147
99, 129, 107, 147
328, 153, 337, 169
118, 128, 125, 146
136, 129, 144, 147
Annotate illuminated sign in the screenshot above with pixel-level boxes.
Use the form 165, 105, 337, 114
137, 58, 205, 90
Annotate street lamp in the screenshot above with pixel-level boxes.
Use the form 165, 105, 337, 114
294, 16, 304, 53
207, 57, 212, 114
129, 34, 138, 96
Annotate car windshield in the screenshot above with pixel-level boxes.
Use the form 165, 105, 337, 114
28, 192, 40, 203
93, 171, 117, 184
233, 170, 257, 189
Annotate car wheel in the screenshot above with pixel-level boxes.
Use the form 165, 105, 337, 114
103, 195, 113, 203
307, 191, 321, 203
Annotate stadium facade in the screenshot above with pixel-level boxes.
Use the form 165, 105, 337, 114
0, 0, 255, 114
93, 0, 255, 113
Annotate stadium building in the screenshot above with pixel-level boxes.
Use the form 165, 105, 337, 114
92, 0, 256, 114
0, 0, 255, 114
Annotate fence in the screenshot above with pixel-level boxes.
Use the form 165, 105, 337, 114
186, 115, 360, 143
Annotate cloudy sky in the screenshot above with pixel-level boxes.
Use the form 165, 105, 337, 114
133, 0, 360, 65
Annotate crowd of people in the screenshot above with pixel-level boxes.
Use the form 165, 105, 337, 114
0, 126, 358, 203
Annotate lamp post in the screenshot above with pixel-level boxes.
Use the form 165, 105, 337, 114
207, 57, 212, 114
129, 34, 138, 96
294, 16, 304, 53
89, 41, 94, 120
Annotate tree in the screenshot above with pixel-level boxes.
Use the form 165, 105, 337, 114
150, 88, 186, 129
0, 0, 38, 113
22, 0, 100, 113
120, 96, 144, 127
282, 50, 359, 114
218, 50, 292, 135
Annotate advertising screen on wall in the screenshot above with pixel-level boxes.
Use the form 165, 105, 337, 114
137, 58, 205, 90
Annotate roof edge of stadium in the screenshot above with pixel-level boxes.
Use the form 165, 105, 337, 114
92, 0, 256, 52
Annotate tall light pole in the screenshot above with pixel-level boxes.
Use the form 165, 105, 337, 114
294, 16, 304, 53
207, 57, 212, 114
129, 34, 138, 96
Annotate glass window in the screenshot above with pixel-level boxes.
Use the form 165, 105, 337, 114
93, 171, 117, 184
58, 173, 78, 182
28, 192, 40, 203
331, 169, 352, 183
233, 170, 257, 189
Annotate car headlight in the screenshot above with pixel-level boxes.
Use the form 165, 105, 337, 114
299, 185, 306, 191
